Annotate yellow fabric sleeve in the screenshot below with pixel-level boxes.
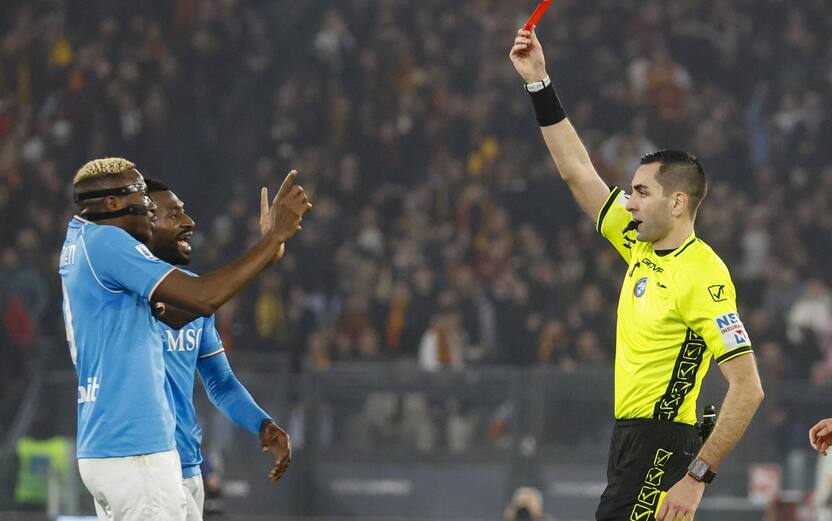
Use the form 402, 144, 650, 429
596, 187, 637, 263
676, 261, 752, 364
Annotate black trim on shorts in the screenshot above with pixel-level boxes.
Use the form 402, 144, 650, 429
652, 329, 707, 421
596, 186, 622, 234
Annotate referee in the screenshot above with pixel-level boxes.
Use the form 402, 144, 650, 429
509, 30, 764, 521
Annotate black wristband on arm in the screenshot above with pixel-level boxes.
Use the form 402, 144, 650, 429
528, 83, 567, 127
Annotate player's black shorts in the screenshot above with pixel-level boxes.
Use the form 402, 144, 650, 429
595, 418, 701, 521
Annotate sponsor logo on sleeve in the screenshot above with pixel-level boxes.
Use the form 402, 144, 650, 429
708, 284, 727, 302
715, 312, 751, 350
135, 244, 159, 261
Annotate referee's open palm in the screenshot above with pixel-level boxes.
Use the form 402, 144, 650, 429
810, 418, 832, 455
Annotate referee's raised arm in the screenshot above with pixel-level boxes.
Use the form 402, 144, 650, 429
509, 28, 611, 222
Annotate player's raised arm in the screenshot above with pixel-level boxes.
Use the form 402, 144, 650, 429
153, 184, 291, 329
152, 170, 311, 316
509, 28, 610, 221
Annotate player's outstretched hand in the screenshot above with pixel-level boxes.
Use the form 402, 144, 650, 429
810, 418, 832, 455
260, 419, 292, 482
267, 170, 312, 245
509, 29, 548, 84
260, 187, 285, 261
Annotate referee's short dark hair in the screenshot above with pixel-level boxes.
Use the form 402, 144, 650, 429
640, 149, 707, 217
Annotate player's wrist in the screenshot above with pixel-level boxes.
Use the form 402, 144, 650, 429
523, 74, 550, 90
263, 231, 287, 256
525, 76, 567, 127
684, 473, 708, 488
260, 418, 275, 433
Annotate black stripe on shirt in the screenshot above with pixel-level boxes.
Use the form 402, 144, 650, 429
715, 345, 753, 365
652, 329, 707, 421
596, 187, 622, 234
673, 237, 698, 257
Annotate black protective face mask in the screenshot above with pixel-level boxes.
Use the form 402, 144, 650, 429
76, 182, 152, 221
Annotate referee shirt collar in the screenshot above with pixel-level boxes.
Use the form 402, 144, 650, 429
653, 231, 697, 258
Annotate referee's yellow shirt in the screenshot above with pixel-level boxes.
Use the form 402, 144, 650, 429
596, 187, 753, 425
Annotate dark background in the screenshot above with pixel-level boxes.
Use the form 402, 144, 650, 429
1, 0, 830, 519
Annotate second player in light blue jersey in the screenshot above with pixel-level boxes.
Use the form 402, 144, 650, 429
145, 178, 292, 520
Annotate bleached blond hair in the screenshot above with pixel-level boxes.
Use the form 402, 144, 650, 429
511, 487, 543, 507
73, 157, 136, 185
503, 487, 544, 521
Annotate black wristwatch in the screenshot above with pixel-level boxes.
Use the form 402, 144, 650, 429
687, 457, 716, 484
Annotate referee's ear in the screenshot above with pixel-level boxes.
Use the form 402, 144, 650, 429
671, 191, 689, 218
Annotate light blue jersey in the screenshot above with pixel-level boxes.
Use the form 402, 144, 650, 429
160, 304, 223, 478
58, 216, 177, 458
159, 271, 270, 479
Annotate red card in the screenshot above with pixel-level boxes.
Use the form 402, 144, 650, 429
523, 0, 553, 31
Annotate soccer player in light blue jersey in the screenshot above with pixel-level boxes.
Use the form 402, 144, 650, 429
144, 178, 291, 520
59, 158, 309, 520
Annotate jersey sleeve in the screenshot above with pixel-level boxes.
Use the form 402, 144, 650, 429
596, 187, 637, 263
676, 264, 753, 365
197, 352, 270, 435
198, 314, 225, 360
84, 226, 176, 300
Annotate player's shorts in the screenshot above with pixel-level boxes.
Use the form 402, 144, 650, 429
78, 449, 187, 521
814, 452, 832, 521
183, 474, 205, 521
595, 418, 701, 521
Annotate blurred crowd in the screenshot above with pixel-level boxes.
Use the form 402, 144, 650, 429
1, 0, 832, 435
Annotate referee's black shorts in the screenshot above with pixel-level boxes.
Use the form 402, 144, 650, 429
595, 418, 701, 521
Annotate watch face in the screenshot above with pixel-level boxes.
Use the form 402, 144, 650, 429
690, 459, 707, 477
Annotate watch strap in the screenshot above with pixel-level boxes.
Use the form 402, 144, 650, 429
524, 75, 551, 93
